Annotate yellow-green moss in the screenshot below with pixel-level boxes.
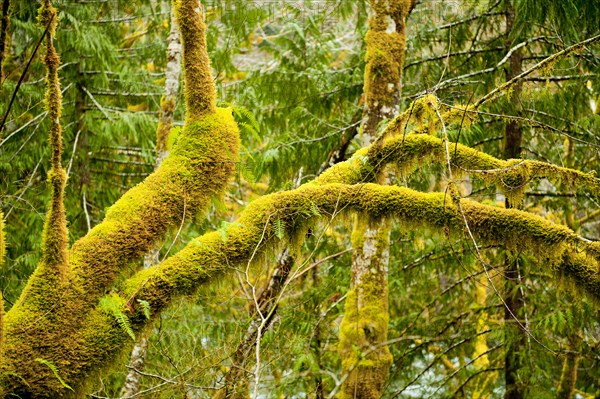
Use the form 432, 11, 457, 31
5, 178, 597, 398
174, 0, 216, 119
362, 0, 413, 138
41, 0, 67, 254
338, 216, 392, 399
24, 0, 70, 308
319, 128, 600, 201
1, 1, 241, 396
1, 108, 240, 398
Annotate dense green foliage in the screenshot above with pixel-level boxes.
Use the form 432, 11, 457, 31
1, 0, 599, 398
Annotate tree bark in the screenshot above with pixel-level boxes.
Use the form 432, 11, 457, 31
503, 3, 526, 399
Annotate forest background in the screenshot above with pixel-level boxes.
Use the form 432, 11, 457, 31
0, 0, 600, 398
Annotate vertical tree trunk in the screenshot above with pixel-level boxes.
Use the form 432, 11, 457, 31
119, 5, 181, 398
503, 3, 526, 399
339, 219, 392, 399
338, 1, 413, 398
556, 335, 581, 399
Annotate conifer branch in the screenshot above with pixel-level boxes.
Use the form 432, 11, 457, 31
474, 33, 600, 108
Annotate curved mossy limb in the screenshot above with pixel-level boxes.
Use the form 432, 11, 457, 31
0, 0, 240, 396
316, 132, 600, 202
16, 182, 597, 398
123, 183, 598, 311
1, 108, 241, 398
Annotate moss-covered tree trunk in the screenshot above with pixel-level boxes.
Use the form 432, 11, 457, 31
338, 1, 413, 397
339, 218, 393, 399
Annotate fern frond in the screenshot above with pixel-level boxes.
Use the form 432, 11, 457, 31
273, 219, 285, 240
136, 299, 151, 319
35, 358, 73, 391
100, 295, 135, 340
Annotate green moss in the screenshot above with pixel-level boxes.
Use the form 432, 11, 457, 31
39, 0, 69, 280
174, 0, 216, 119
2, 108, 240, 398
362, 0, 413, 138
37, 0, 58, 36
338, 216, 392, 399
5, 177, 598, 397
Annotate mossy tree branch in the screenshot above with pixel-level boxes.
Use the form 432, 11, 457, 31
174, 0, 215, 119
1, 0, 240, 396
3, 98, 599, 396
317, 130, 600, 202
38, 0, 69, 277
6, 106, 594, 395
51, 182, 600, 393
2, 2, 599, 393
